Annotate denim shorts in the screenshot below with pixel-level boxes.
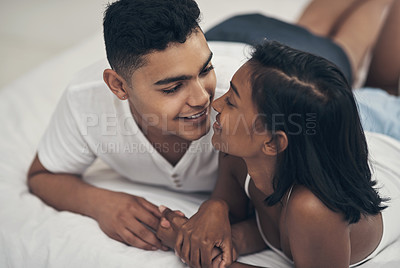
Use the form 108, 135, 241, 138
354, 88, 400, 141
205, 13, 353, 85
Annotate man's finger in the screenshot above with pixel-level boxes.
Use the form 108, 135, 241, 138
174, 210, 186, 217
125, 220, 163, 249
160, 217, 171, 228
138, 211, 161, 231
120, 229, 156, 250
163, 208, 187, 230
139, 198, 162, 218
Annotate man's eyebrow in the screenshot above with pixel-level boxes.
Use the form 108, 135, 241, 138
154, 74, 192, 85
230, 81, 240, 99
154, 51, 213, 86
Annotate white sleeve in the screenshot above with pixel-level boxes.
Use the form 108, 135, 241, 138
37, 88, 96, 174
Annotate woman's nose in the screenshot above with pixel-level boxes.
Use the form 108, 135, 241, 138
212, 94, 224, 113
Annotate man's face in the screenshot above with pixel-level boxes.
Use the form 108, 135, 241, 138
126, 30, 216, 142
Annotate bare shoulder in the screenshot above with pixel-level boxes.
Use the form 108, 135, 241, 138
286, 185, 345, 226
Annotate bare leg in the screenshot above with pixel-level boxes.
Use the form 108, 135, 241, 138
297, 0, 361, 37
365, 0, 400, 95
331, 0, 393, 87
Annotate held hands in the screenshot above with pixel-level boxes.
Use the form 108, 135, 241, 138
157, 200, 237, 268
156, 206, 188, 249
92, 190, 168, 251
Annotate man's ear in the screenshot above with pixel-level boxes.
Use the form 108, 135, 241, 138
261, 130, 288, 156
103, 69, 129, 100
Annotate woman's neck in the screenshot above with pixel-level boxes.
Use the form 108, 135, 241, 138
243, 155, 276, 196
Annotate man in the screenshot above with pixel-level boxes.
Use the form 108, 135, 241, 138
27, 0, 219, 251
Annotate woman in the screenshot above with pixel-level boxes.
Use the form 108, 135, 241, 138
157, 41, 400, 267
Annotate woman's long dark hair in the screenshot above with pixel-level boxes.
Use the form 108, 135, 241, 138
249, 41, 386, 224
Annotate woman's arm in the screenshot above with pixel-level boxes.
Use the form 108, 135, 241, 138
210, 153, 250, 222
231, 217, 267, 255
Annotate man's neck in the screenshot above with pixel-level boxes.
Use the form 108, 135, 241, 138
146, 127, 192, 166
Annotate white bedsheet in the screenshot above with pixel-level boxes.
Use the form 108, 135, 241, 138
1, 0, 399, 267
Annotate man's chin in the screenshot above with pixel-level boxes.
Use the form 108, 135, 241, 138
180, 121, 211, 141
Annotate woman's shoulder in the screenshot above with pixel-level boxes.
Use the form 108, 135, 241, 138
285, 185, 347, 230
284, 185, 351, 263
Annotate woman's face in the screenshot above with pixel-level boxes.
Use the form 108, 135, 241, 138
212, 62, 270, 157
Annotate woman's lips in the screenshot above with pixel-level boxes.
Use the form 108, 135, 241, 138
213, 114, 222, 131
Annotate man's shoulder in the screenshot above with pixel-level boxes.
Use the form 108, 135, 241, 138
67, 58, 110, 93
64, 59, 113, 107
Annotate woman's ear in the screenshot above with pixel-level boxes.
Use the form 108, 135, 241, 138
262, 130, 288, 156
103, 69, 130, 100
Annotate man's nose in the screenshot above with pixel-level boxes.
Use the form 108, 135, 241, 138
187, 81, 210, 107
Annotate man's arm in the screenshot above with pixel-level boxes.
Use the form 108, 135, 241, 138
28, 154, 166, 251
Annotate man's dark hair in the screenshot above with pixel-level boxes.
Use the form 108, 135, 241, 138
103, 0, 201, 80
249, 41, 387, 224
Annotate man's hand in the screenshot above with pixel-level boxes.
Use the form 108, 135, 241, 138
27, 154, 167, 251
93, 190, 167, 251
165, 199, 235, 268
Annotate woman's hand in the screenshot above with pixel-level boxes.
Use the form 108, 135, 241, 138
163, 199, 235, 268
156, 206, 188, 249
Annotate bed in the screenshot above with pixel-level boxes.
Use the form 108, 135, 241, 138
1, 0, 399, 267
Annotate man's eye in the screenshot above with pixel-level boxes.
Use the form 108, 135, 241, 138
200, 64, 214, 76
162, 84, 182, 94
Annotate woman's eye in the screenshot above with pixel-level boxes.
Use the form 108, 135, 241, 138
200, 64, 214, 76
225, 96, 234, 107
162, 84, 182, 94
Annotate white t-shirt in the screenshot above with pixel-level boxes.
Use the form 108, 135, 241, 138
38, 59, 227, 193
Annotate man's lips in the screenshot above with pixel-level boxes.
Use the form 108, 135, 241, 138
178, 108, 207, 119
185, 109, 206, 119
